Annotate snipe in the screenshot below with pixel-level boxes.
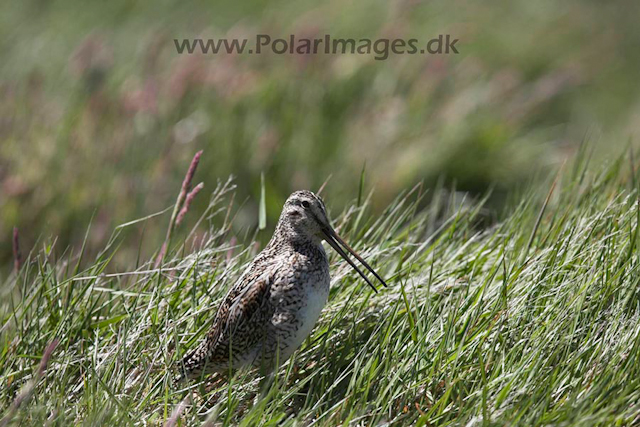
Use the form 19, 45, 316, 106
179, 190, 387, 381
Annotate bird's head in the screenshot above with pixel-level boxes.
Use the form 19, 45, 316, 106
280, 190, 330, 241
276, 190, 388, 292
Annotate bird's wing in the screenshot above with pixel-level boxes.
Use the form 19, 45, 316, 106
224, 271, 274, 337
180, 268, 275, 378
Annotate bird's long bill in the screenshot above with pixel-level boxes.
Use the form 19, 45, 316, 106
322, 226, 388, 293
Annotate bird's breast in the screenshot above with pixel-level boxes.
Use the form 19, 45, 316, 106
269, 257, 330, 359
295, 272, 330, 333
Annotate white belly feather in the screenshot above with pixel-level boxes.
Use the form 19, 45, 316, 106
272, 276, 330, 361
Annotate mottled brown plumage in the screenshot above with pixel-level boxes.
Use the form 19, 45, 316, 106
179, 190, 387, 381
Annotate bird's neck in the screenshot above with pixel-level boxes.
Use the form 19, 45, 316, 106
268, 223, 324, 254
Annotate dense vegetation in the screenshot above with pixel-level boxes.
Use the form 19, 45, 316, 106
2, 0, 640, 424
1, 152, 639, 425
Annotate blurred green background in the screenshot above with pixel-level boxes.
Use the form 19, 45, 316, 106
1, 0, 639, 273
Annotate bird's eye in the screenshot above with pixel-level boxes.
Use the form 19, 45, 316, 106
301, 200, 310, 208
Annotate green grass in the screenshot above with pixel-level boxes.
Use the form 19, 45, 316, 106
1, 152, 639, 425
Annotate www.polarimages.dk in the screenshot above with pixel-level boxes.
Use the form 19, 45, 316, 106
174, 34, 459, 60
